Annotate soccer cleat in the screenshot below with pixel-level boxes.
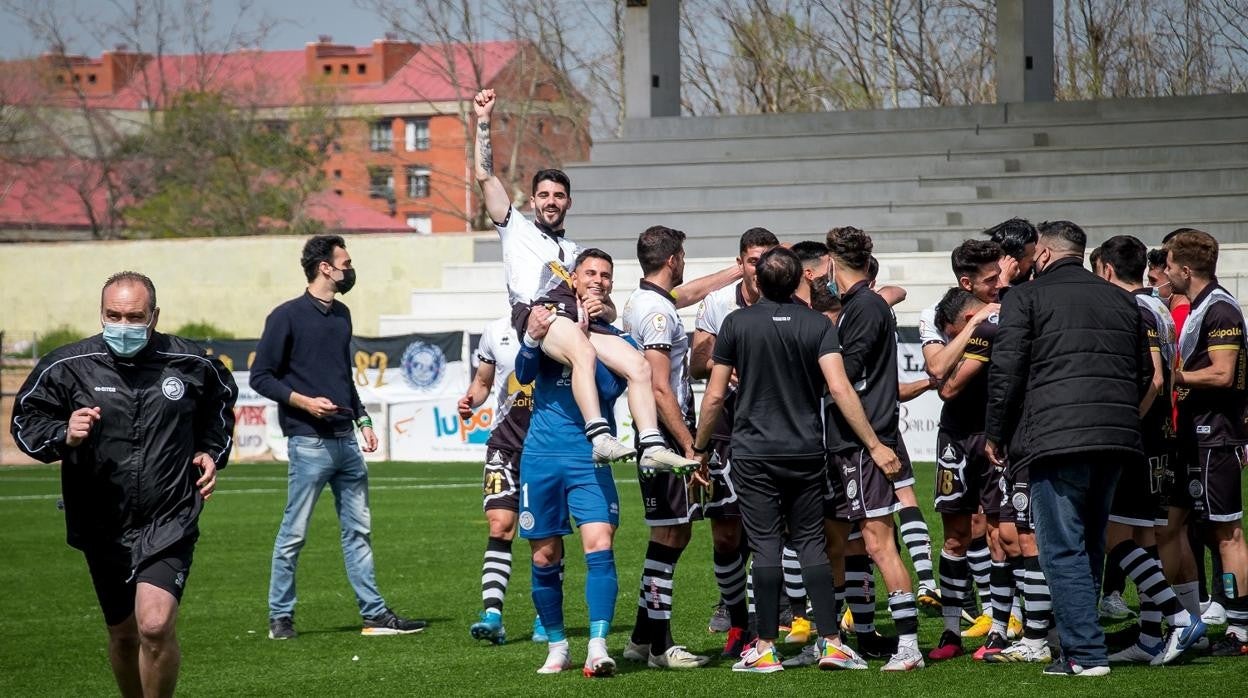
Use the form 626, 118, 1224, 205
732, 642, 784, 673
961, 613, 993, 638
818, 637, 869, 670
785, 617, 812, 644
1201, 600, 1228, 626
591, 434, 636, 464
537, 642, 572, 674
638, 444, 699, 474
470, 611, 506, 645
1099, 592, 1135, 621
1109, 641, 1161, 663
857, 631, 899, 660
778, 606, 796, 631
974, 631, 1008, 661
840, 608, 853, 634
1043, 658, 1110, 676
722, 627, 751, 658
781, 643, 820, 668
927, 629, 964, 661
531, 616, 548, 643
708, 602, 731, 633
962, 607, 979, 625
268, 615, 296, 640
1151, 617, 1207, 665
1209, 633, 1248, 657
361, 609, 427, 636
622, 639, 650, 662
987, 640, 1053, 663
1007, 613, 1024, 640
648, 645, 710, 670
881, 644, 925, 671
583, 641, 617, 678
917, 586, 943, 609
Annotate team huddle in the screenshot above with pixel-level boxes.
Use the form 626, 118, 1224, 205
461, 90, 1248, 677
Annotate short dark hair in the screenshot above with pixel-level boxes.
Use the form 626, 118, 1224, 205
531, 168, 571, 196
826, 226, 872, 271
1037, 220, 1087, 255
1088, 247, 1101, 270
102, 271, 157, 313
933, 287, 978, 333
1096, 235, 1147, 283
301, 234, 346, 282
791, 240, 828, 268
1162, 227, 1200, 244
811, 283, 842, 314
984, 218, 1037, 259
637, 225, 686, 275
867, 256, 880, 282
1165, 229, 1218, 277
739, 227, 779, 255
1147, 248, 1169, 269
756, 247, 802, 302
950, 239, 1002, 280
574, 247, 613, 270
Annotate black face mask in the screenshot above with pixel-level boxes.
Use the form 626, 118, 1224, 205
334, 267, 356, 294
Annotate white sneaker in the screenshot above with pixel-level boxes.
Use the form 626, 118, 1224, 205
881, 644, 925, 671
622, 639, 650, 662
648, 645, 710, 669
583, 640, 616, 678
1098, 592, 1134, 621
591, 434, 636, 463
1108, 642, 1160, 663
989, 640, 1053, 663
638, 445, 699, 473
1151, 616, 1207, 666
1201, 600, 1227, 625
537, 641, 571, 674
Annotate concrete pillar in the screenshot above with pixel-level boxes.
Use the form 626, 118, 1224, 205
624, 0, 681, 118
996, 0, 1054, 102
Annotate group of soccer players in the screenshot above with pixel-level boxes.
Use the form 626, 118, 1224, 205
459, 89, 1248, 676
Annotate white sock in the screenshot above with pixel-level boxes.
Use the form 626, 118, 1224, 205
1023, 636, 1046, 649
899, 633, 919, 650
587, 637, 608, 658
1175, 581, 1201, 616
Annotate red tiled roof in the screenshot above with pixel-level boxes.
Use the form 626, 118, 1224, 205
304, 190, 412, 232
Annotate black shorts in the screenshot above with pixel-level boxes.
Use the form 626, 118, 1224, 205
1180, 444, 1245, 524
703, 438, 741, 519
636, 418, 702, 526
1001, 465, 1033, 532
510, 284, 616, 338
825, 448, 901, 522
1109, 452, 1171, 527
892, 438, 916, 490
483, 446, 522, 512
933, 430, 999, 516
84, 540, 195, 626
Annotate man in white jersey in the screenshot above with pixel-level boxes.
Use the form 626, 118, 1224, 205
472, 88, 734, 474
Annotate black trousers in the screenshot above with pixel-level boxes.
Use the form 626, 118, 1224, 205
732, 456, 837, 640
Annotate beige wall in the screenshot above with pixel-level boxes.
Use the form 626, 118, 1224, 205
1, 233, 476, 339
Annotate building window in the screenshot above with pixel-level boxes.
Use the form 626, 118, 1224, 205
333, 189, 343, 196
87, 74, 97, 84
406, 166, 430, 198
406, 214, 432, 234
368, 166, 394, 201
357, 63, 367, 75
333, 169, 342, 179
370, 119, 392, 151
405, 118, 429, 151
323, 64, 332, 76
340, 63, 349, 75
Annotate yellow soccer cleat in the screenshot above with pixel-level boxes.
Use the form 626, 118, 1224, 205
1006, 614, 1024, 640
961, 613, 993, 638
785, 617, 812, 645
840, 609, 854, 635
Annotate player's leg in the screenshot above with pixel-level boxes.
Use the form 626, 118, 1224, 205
861, 516, 923, 671
134, 582, 181, 698
571, 463, 624, 676
932, 513, 972, 660
269, 435, 334, 636
893, 442, 936, 607
636, 523, 705, 668
710, 517, 750, 649
105, 616, 141, 698
473, 447, 522, 644
781, 543, 811, 642
1107, 522, 1202, 664
520, 457, 576, 673
730, 457, 786, 672
539, 317, 633, 460
86, 548, 142, 697
529, 535, 571, 673
1202, 446, 1248, 655
967, 515, 993, 620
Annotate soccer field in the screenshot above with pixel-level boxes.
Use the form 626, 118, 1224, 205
0, 461, 1239, 696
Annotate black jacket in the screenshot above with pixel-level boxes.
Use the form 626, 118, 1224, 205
985, 257, 1152, 469
10, 333, 236, 567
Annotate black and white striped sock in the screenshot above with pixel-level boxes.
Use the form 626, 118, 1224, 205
989, 559, 1015, 634
1110, 540, 1188, 627
899, 507, 935, 591
968, 536, 992, 613
888, 591, 919, 648
638, 541, 682, 654
1021, 556, 1053, 640
782, 546, 808, 620
846, 554, 876, 635
1139, 592, 1164, 647
713, 548, 749, 629
1225, 594, 1248, 638
482, 537, 512, 617
939, 550, 970, 633
584, 417, 610, 442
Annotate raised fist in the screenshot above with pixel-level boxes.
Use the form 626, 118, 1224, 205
473, 89, 496, 119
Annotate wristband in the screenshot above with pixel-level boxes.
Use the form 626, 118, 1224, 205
356, 415, 373, 429
522, 333, 540, 349
691, 443, 709, 454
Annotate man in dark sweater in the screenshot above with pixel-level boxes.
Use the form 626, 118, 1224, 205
986, 221, 1153, 677
252, 235, 425, 640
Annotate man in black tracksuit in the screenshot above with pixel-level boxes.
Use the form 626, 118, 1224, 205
985, 221, 1152, 677
10, 272, 236, 698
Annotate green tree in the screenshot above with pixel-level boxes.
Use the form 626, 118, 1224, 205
122, 91, 337, 237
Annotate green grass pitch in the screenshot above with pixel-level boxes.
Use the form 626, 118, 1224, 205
0, 460, 1240, 696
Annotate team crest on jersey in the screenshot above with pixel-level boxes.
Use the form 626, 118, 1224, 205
1011, 492, 1029, 512
174, 572, 185, 588
488, 450, 505, 465
1188, 480, 1204, 498
940, 444, 958, 462
519, 511, 535, 531
161, 377, 185, 401
846, 479, 859, 499
652, 314, 667, 333
401, 341, 446, 390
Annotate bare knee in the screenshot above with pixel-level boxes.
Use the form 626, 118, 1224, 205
487, 512, 517, 541
652, 524, 691, 549
136, 612, 175, 648
711, 521, 741, 553
108, 619, 140, 652
530, 538, 563, 567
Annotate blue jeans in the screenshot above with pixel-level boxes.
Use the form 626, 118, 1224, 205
1030, 456, 1121, 668
268, 435, 386, 619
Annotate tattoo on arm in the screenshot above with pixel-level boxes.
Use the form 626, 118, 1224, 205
477, 122, 494, 177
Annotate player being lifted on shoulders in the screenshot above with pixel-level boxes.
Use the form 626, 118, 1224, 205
472, 89, 736, 474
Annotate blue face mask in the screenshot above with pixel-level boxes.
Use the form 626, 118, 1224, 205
102, 320, 151, 357
827, 278, 839, 299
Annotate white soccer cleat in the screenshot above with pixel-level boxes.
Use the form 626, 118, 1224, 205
622, 639, 650, 662
989, 640, 1053, 663
536, 641, 572, 674
1151, 617, 1207, 666
881, 644, 925, 671
647, 645, 710, 669
1201, 600, 1227, 625
591, 434, 636, 464
583, 640, 617, 678
638, 445, 699, 474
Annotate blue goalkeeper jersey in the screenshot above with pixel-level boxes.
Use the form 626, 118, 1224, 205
514, 337, 629, 459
